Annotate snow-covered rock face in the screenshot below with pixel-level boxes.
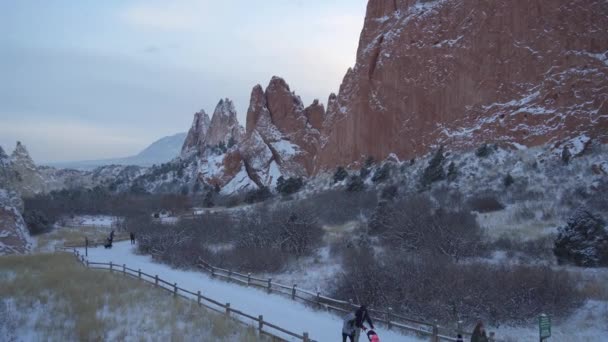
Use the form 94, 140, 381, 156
0, 189, 32, 255
317, 0, 608, 170
181, 110, 211, 156
205, 99, 244, 147
243, 77, 321, 179
0, 146, 9, 165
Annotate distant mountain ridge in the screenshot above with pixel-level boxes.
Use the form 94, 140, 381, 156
48, 132, 187, 170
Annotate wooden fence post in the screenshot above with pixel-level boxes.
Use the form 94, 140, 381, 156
292, 284, 297, 300
247, 273, 251, 286
303, 332, 309, 342
197, 291, 201, 306
316, 292, 321, 309
225, 303, 231, 316
457, 320, 463, 337
211, 267, 215, 277
173, 283, 177, 296
267, 278, 272, 293
109, 261, 113, 273
432, 323, 439, 342
122, 264, 126, 275
387, 307, 393, 330
138, 269, 141, 279
258, 315, 263, 333
86, 260, 89, 268
228, 269, 232, 280
155, 275, 159, 287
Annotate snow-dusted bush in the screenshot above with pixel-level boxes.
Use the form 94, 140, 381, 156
133, 203, 323, 272
332, 167, 348, 183
22, 210, 53, 235
369, 193, 486, 261
346, 175, 365, 192
475, 143, 495, 158
371, 163, 391, 183
554, 209, 608, 267
295, 189, 377, 225
420, 146, 445, 188
467, 195, 505, 213
244, 186, 272, 204
334, 250, 581, 325
276, 176, 304, 195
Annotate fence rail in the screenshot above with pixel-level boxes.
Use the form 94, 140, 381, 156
56, 246, 313, 342
197, 257, 499, 342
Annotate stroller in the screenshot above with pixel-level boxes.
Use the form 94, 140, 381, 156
366, 329, 380, 342
104, 237, 113, 249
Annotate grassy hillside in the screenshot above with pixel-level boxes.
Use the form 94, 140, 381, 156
0, 253, 264, 341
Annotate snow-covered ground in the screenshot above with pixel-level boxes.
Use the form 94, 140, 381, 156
66, 215, 121, 227
78, 241, 423, 342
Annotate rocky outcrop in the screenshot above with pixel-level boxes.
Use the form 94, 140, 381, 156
0, 189, 32, 255
206, 99, 244, 147
2, 142, 48, 197
318, 0, 608, 170
244, 77, 321, 179
181, 110, 211, 156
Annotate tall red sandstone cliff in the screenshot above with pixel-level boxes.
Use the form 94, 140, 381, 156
241, 77, 322, 184
318, 0, 608, 170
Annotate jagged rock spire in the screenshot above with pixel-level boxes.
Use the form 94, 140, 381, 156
181, 110, 211, 156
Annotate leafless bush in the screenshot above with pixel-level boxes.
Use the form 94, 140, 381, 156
132, 203, 324, 272
467, 195, 505, 213
334, 250, 582, 325
369, 194, 487, 261
294, 189, 378, 225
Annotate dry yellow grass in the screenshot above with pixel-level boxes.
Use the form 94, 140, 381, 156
0, 253, 266, 341
35, 227, 129, 251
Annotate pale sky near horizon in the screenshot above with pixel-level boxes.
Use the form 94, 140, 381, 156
0, 0, 366, 163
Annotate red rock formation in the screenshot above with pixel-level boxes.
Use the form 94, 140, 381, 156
181, 110, 211, 156
318, 0, 608, 171
206, 99, 244, 147
243, 77, 321, 179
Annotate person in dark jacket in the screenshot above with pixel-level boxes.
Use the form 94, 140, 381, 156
471, 321, 489, 342
130, 232, 135, 245
353, 305, 374, 342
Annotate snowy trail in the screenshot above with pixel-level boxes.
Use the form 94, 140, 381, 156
78, 241, 423, 342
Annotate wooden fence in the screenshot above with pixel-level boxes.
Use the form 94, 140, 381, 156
197, 258, 499, 342
57, 247, 313, 342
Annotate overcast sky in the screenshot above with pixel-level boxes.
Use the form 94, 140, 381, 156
0, 0, 366, 163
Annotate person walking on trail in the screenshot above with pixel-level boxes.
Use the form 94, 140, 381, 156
354, 305, 375, 342
470, 321, 489, 342
130, 232, 135, 245
342, 312, 356, 342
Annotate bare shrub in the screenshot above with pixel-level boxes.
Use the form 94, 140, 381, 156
369, 194, 487, 261
467, 195, 505, 213
133, 202, 324, 273
334, 250, 582, 325
294, 189, 377, 226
